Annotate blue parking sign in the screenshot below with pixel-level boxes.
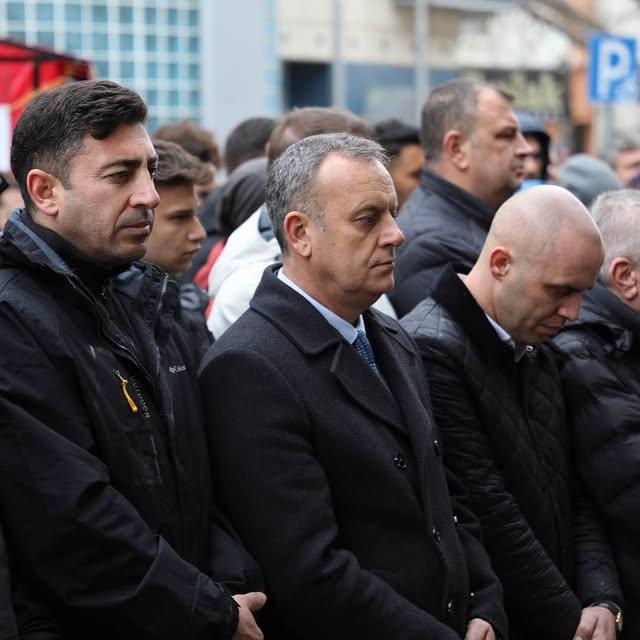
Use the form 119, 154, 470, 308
589, 33, 638, 103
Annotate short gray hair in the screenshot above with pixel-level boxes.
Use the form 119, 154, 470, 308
265, 133, 388, 254
590, 189, 640, 283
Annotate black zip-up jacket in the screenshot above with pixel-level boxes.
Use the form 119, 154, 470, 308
0, 209, 259, 639
401, 267, 622, 640
554, 284, 640, 638
390, 169, 494, 317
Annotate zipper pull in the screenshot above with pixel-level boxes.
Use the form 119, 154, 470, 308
114, 370, 139, 413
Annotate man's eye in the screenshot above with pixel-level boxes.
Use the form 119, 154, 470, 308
109, 171, 129, 181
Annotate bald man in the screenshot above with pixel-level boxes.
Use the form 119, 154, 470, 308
402, 186, 622, 640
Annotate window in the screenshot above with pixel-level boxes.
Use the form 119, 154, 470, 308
145, 35, 157, 52
168, 63, 178, 80
188, 9, 198, 26
120, 61, 135, 79
93, 5, 108, 22
65, 3, 82, 22
188, 37, 199, 54
188, 64, 199, 81
7, 30, 25, 41
145, 7, 156, 25
36, 4, 54, 21
167, 8, 178, 25
189, 90, 200, 108
95, 60, 110, 77
167, 36, 178, 53
7, 3, 25, 21
119, 6, 134, 23
36, 31, 55, 47
147, 117, 159, 134
65, 32, 82, 51
146, 61, 158, 78
168, 90, 179, 107
93, 32, 109, 51
120, 33, 134, 51
146, 89, 158, 107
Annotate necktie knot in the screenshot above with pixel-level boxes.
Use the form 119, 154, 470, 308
353, 330, 379, 374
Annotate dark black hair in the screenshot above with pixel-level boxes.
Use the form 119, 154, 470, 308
374, 119, 420, 158
11, 80, 147, 212
224, 117, 275, 175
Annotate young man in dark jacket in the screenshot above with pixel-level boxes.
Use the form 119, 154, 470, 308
555, 189, 640, 638
145, 139, 213, 358
390, 79, 531, 317
402, 185, 622, 640
0, 80, 264, 639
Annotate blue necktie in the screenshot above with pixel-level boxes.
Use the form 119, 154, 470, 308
353, 330, 379, 374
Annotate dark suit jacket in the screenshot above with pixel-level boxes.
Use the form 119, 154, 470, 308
199, 265, 506, 640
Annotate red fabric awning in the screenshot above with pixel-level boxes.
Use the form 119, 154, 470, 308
0, 39, 92, 128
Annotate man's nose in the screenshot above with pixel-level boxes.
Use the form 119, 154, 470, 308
381, 213, 405, 248
515, 131, 533, 157
131, 174, 160, 210
558, 293, 582, 322
189, 216, 206, 243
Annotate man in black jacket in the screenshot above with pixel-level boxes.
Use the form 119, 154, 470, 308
402, 185, 622, 640
0, 80, 264, 639
390, 79, 531, 317
200, 132, 507, 640
555, 188, 640, 638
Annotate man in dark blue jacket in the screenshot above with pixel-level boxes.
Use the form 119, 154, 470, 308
0, 80, 264, 639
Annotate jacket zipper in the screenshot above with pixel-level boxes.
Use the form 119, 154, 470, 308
114, 370, 139, 413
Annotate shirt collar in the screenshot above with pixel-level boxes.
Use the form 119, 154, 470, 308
277, 268, 365, 343
484, 313, 530, 362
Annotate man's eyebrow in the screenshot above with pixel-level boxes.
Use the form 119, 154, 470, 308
100, 156, 158, 172
100, 158, 143, 171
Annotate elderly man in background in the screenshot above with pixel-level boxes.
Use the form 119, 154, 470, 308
555, 188, 640, 638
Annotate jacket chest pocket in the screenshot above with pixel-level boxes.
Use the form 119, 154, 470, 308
112, 369, 165, 487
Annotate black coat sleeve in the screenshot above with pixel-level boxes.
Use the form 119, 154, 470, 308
200, 347, 462, 640
421, 349, 582, 640
0, 302, 238, 639
0, 522, 18, 640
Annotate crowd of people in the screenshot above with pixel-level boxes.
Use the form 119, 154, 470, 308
0, 76, 638, 640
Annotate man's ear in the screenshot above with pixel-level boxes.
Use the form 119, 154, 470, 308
26, 169, 62, 218
488, 247, 511, 280
442, 129, 470, 171
283, 211, 313, 258
610, 257, 639, 303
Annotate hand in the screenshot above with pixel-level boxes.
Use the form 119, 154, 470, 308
573, 606, 616, 640
232, 591, 267, 640
465, 617, 496, 640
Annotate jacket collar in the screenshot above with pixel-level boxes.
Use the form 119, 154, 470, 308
430, 264, 525, 365
573, 283, 640, 352
420, 168, 496, 229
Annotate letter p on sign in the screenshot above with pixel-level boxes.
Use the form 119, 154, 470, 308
589, 33, 638, 103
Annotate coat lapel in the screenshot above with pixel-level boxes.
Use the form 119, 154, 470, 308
329, 339, 407, 436
365, 312, 430, 500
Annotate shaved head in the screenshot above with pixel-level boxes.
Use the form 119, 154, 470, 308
466, 185, 604, 345
483, 185, 602, 265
